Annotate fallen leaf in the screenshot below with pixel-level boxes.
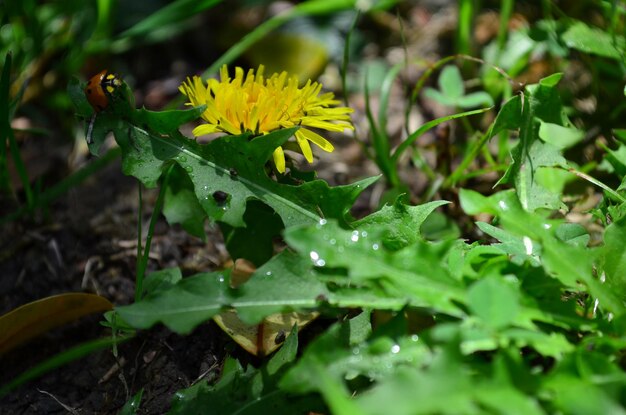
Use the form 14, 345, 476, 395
213, 310, 319, 357
0, 293, 113, 355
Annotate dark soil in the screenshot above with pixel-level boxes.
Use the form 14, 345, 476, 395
0, 157, 235, 414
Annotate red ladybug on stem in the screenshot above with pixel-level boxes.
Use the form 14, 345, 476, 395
84, 70, 122, 143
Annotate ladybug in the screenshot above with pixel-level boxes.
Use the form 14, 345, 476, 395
84, 70, 122, 112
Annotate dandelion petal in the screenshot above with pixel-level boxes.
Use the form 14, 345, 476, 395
297, 128, 334, 152
295, 131, 314, 162
273, 146, 286, 173
193, 124, 220, 137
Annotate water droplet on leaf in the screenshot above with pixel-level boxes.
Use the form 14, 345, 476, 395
350, 230, 359, 242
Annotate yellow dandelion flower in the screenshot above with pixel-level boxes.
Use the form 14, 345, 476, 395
179, 65, 354, 173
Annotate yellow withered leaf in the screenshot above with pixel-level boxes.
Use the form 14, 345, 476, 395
214, 258, 318, 356
213, 310, 318, 357
0, 293, 113, 356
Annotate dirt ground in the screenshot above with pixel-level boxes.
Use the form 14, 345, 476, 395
0, 155, 233, 414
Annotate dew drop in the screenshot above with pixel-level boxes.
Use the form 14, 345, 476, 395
391, 344, 400, 354
265, 271, 272, 277
184, 165, 193, 173
410, 334, 419, 342
522, 236, 533, 256
218, 275, 225, 283
361, 231, 368, 238
372, 243, 379, 251
350, 230, 359, 242
309, 251, 326, 267
178, 156, 187, 162
329, 238, 336, 245
498, 200, 508, 210
318, 219, 327, 226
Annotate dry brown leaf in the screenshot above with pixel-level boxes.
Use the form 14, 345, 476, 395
0, 293, 113, 356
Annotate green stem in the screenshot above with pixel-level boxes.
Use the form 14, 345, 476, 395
135, 182, 143, 299
563, 167, 626, 204
497, 0, 514, 52
135, 165, 172, 301
446, 129, 490, 187
457, 0, 474, 55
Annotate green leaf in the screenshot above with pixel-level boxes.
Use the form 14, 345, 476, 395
142, 268, 182, 296
169, 327, 325, 415
118, 120, 375, 228
497, 74, 572, 211
423, 65, 494, 109
602, 142, 626, 178
285, 220, 466, 316
468, 276, 521, 329
460, 190, 626, 318
544, 348, 626, 415
116, 270, 233, 333
354, 343, 543, 415
439, 65, 465, 98
490, 94, 523, 135
601, 215, 626, 302
118, 389, 143, 415
220, 200, 284, 266
456, 91, 494, 109
353, 199, 449, 250
476, 221, 540, 266
69, 79, 376, 230
162, 165, 207, 240
555, 223, 589, 247
538, 121, 584, 150
562, 21, 625, 59
281, 312, 429, 395
116, 251, 326, 331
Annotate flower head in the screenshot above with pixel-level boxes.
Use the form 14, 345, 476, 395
180, 65, 353, 173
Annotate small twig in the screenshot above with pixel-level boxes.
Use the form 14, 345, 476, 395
98, 356, 127, 384
37, 389, 80, 415
192, 362, 220, 386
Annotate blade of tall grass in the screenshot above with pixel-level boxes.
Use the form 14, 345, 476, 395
0, 335, 132, 398
392, 107, 492, 164
457, 0, 474, 55
497, 0, 514, 52
110, 0, 222, 53
1, 52, 33, 208
0, 147, 122, 224
202, 0, 359, 79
